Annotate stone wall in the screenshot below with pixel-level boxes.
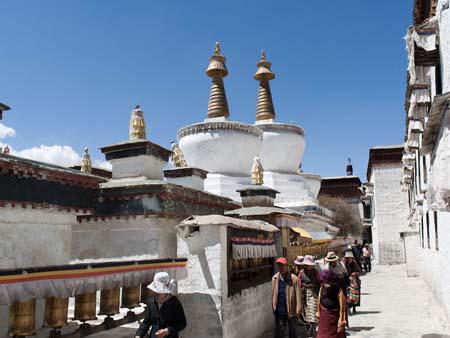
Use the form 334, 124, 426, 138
0, 206, 73, 268
222, 283, 274, 338
177, 224, 274, 338
371, 165, 409, 264
417, 211, 450, 322
439, 0, 450, 92
72, 215, 178, 261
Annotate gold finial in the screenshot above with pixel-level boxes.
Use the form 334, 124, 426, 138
81, 147, 92, 174
171, 141, 188, 167
129, 105, 147, 141
214, 42, 221, 55
255, 50, 276, 122
206, 42, 230, 119
251, 156, 264, 185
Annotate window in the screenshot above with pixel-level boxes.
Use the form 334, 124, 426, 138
426, 212, 431, 249
422, 156, 427, 183
434, 211, 439, 251
436, 62, 443, 95
420, 217, 424, 248
417, 156, 422, 191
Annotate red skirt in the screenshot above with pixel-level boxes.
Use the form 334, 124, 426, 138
317, 305, 346, 338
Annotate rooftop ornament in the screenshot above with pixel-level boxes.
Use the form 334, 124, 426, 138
254, 50, 276, 122
251, 156, 264, 185
171, 141, 188, 167
80, 147, 92, 174
129, 105, 147, 141
206, 42, 230, 119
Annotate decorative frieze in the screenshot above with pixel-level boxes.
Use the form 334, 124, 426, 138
177, 121, 263, 139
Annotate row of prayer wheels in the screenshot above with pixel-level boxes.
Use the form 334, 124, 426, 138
8, 283, 153, 337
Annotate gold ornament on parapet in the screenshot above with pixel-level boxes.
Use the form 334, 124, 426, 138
251, 156, 264, 185
81, 147, 92, 174
129, 105, 147, 141
171, 141, 188, 167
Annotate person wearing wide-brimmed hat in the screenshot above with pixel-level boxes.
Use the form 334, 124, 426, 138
298, 255, 321, 337
324, 252, 348, 292
135, 272, 186, 338
272, 257, 302, 338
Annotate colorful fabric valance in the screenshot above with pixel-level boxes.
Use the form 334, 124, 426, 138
231, 237, 276, 260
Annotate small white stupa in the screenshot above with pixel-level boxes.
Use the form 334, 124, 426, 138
253, 51, 321, 209
178, 43, 263, 201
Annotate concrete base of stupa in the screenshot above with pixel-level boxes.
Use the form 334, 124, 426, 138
204, 173, 251, 202
263, 171, 320, 209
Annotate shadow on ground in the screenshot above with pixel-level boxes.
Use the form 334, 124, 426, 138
422, 335, 450, 338
353, 310, 381, 315
347, 326, 375, 333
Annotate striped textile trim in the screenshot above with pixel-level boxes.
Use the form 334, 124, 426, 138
0, 261, 186, 285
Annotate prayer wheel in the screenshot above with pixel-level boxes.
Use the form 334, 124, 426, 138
8, 299, 36, 337
43, 297, 69, 328
99, 288, 120, 316
140, 282, 153, 304
73, 293, 97, 322
121, 286, 140, 309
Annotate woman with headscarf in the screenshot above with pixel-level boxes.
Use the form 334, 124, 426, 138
342, 251, 361, 314
316, 269, 346, 338
298, 255, 321, 338
135, 272, 187, 338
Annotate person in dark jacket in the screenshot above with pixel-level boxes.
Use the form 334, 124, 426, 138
135, 272, 186, 338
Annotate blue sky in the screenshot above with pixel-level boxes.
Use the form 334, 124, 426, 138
0, 1, 412, 179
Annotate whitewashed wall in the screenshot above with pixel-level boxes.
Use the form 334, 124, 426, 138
72, 216, 178, 261
0, 206, 74, 268
438, 1, 450, 92
370, 165, 409, 264
177, 225, 274, 338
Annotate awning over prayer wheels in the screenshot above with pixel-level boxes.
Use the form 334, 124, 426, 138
0, 258, 187, 305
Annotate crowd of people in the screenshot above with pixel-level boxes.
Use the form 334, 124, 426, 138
272, 240, 373, 338
131, 240, 371, 338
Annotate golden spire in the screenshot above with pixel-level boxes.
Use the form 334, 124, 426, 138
254, 50, 276, 122
81, 147, 92, 174
206, 42, 230, 119
129, 105, 147, 141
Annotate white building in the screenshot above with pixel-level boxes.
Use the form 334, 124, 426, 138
366, 145, 409, 264
401, 0, 450, 322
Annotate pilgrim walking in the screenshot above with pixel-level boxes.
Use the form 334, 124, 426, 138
343, 251, 362, 314
297, 255, 321, 338
135, 272, 186, 338
316, 269, 347, 338
272, 257, 302, 338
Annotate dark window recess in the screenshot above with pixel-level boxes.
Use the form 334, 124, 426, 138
436, 62, 443, 95
228, 228, 274, 296
417, 159, 422, 191
426, 212, 431, 249
422, 156, 428, 184
363, 203, 371, 219
434, 211, 439, 251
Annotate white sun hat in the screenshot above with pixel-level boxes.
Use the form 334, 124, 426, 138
148, 272, 177, 295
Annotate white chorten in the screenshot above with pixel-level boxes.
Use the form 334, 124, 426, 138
253, 52, 321, 209
178, 43, 263, 201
